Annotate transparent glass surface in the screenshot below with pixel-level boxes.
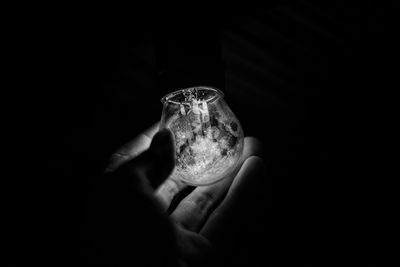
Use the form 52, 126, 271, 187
160, 86, 244, 186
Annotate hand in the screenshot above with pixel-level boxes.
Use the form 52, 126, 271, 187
85, 123, 266, 266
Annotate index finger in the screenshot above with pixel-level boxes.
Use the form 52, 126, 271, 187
106, 122, 160, 172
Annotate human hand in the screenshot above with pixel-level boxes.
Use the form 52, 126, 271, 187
86, 123, 266, 266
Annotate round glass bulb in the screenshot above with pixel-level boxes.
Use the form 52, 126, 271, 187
160, 86, 244, 186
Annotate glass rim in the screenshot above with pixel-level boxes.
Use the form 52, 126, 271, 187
161, 86, 224, 105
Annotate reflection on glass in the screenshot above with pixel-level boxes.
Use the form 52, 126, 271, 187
160, 86, 244, 186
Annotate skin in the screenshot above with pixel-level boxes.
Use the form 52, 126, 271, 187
84, 123, 266, 266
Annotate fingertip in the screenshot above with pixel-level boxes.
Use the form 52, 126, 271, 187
246, 155, 266, 167
242, 136, 263, 160
252, 156, 267, 177
245, 156, 266, 173
232, 156, 266, 187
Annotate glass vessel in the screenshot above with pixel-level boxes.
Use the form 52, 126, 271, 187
160, 86, 244, 186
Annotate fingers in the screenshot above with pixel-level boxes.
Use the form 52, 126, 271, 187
106, 123, 159, 172
200, 156, 267, 241
155, 176, 187, 210
170, 174, 233, 232
174, 225, 214, 267
170, 137, 262, 232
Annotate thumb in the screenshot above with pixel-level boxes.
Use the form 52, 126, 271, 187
143, 128, 176, 189
115, 128, 175, 190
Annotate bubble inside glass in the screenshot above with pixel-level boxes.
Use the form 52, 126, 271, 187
160, 86, 244, 186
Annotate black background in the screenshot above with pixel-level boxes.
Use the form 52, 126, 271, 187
7, 1, 398, 265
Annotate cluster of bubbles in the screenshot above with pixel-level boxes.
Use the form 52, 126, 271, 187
167, 94, 243, 185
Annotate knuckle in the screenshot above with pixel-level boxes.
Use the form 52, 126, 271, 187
191, 191, 215, 211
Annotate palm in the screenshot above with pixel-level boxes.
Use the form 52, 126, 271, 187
107, 123, 265, 265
